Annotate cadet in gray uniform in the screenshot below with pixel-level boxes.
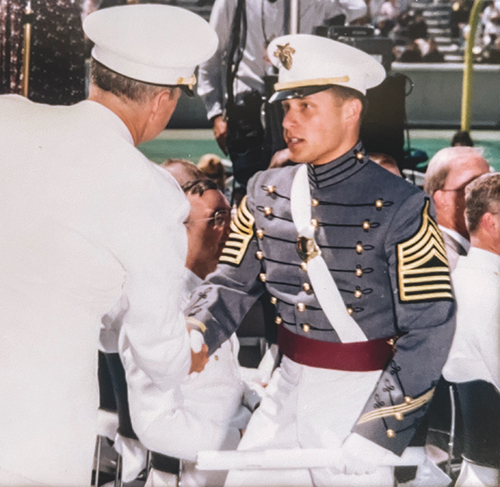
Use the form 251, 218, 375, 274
186, 35, 455, 486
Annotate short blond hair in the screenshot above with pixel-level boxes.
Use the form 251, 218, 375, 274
465, 172, 500, 234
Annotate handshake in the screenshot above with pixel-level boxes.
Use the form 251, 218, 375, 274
186, 318, 209, 375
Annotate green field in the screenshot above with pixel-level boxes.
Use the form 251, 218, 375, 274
139, 129, 500, 171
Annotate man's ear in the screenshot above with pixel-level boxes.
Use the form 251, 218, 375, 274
150, 88, 180, 121
343, 97, 363, 125
432, 189, 446, 210
482, 211, 498, 234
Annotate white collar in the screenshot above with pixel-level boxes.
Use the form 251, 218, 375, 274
439, 225, 470, 253
81, 100, 134, 146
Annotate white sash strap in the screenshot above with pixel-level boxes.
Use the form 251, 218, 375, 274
290, 164, 367, 343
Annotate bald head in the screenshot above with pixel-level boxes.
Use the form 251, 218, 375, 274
424, 147, 490, 238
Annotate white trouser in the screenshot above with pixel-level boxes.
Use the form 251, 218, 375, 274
225, 356, 394, 487
0, 467, 46, 486
455, 459, 499, 487
145, 461, 228, 487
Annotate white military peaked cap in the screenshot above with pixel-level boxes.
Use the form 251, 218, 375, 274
268, 34, 385, 101
83, 4, 218, 91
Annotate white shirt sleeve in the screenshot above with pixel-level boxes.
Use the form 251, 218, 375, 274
113, 165, 192, 392
197, 0, 237, 121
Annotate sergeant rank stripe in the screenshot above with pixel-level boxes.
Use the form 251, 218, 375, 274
397, 200, 452, 302
219, 196, 255, 266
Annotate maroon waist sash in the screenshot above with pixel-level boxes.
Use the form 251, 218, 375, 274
277, 325, 394, 372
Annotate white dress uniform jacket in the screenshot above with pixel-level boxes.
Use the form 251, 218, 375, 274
130, 268, 249, 487
198, 0, 367, 120
0, 95, 191, 486
443, 247, 500, 391
443, 247, 500, 487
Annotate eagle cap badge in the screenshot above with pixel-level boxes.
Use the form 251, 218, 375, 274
273, 43, 296, 70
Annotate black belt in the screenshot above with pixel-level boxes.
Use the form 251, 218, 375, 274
150, 452, 181, 475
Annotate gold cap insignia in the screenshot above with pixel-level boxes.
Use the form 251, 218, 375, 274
274, 43, 296, 70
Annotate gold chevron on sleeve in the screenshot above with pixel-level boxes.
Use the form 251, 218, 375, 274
357, 388, 435, 425
219, 196, 255, 266
397, 200, 453, 301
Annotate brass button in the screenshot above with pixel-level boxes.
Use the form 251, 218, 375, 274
259, 273, 267, 282
354, 289, 363, 298
347, 307, 353, 315
356, 242, 364, 254
386, 429, 396, 438
356, 151, 365, 160
362, 220, 371, 231
404, 396, 412, 404
266, 185, 276, 194
355, 267, 363, 277
302, 282, 311, 292
256, 229, 265, 239
270, 296, 277, 305
395, 412, 404, 421
300, 262, 308, 271
311, 218, 318, 228
301, 323, 311, 332
264, 207, 273, 216
275, 315, 282, 325
311, 198, 319, 207
256, 251, 264, 260
375, 199, 384, 209
297, 303, 305, 312
387, 338, 395, 346
214, 355, 219, 361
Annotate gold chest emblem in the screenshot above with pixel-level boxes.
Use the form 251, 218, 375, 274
274, 43, 296, 70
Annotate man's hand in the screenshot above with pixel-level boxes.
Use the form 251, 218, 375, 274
188, 329, 208, 374
189, 343, 209, 374
212, 115, 228, 155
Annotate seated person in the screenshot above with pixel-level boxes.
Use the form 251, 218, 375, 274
443, 173, 500, 487
161, 158, 205, 187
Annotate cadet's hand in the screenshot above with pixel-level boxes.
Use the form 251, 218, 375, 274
189, 343, 209, 374
212, 115, 228, 155
188, 329, 208, 374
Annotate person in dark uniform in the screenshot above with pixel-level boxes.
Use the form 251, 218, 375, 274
186, 34, 456, 486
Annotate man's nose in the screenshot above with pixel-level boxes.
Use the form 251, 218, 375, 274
282, 109, 296, 132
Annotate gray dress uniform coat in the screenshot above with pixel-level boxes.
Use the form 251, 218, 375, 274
186, 142, 456, 455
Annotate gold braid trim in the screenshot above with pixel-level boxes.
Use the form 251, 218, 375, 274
357, 388, 435, 425
219, 196, 255, 266
397, 200, 453, 301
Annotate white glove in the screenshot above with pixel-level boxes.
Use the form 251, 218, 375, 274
332, 433, 395, 475
189, 329, 204, 353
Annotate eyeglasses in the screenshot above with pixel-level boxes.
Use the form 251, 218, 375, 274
441, 175, 483, 193
185, 209, 231, 228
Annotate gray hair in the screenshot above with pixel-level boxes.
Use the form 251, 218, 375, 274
465, 172, 500, 234
90, 58, 174, 102
424, 146, 485, 197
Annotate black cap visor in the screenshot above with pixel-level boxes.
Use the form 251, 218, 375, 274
269, 84, 333, 103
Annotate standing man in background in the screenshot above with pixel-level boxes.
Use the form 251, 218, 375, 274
198, 0, 368, 186
0, 5, 216, 485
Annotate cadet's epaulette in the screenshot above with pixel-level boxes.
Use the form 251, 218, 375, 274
397, 199, 453, 302
219, 196, 255, 267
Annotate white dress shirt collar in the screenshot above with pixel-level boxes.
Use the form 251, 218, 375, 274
439, 225, 471, 253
